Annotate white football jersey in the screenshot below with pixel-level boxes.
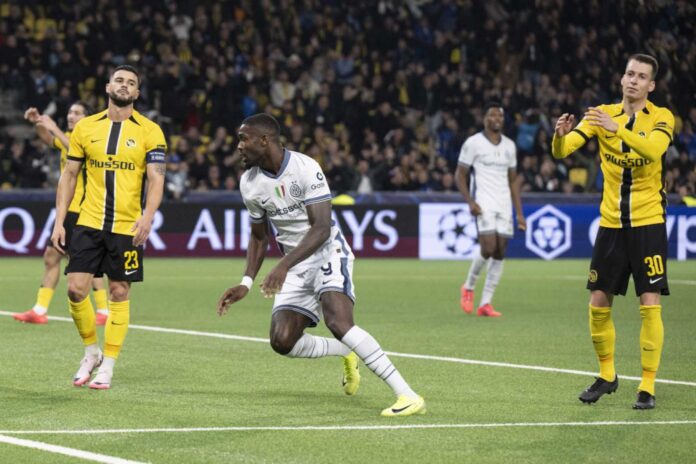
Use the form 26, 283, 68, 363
457, 132, 517, 213
240, 149, 338, 255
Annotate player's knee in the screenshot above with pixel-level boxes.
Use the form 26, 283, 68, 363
270, 335, 295, 356
480, 248, 493, 259
67, 284, 88, 302
44, 249, 61, 268
492, 251, 505, 260
109, 283, 130, 302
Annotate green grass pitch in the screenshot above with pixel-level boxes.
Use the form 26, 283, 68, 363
1, 257, 695, 463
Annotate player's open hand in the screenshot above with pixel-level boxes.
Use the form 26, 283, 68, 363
24, 107, 40, 124
554, 113, 575, 137
584, 107, 618, 133
468, 201, 482, 216
260, 265, 288, 299
217, 286, 249, 316
51, 225, 67, 254
131, 213, 153, 247
517, 214, 527, 231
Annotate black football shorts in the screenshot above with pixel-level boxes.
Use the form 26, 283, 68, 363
66, 226, 144, 282
587, 223, 669, 296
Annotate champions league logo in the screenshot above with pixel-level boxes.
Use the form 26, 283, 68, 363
525, 204, 572, 260
437, 208, 479, 256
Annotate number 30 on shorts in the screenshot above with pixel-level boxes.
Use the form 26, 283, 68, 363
644, 255, 664, 276
124, 250, 139, 270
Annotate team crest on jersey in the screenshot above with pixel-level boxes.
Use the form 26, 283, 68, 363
275, 184, 286, 198
126, 138, 136, 148
289, 181, 303, 198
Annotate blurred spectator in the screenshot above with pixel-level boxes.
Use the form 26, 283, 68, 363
0, 0, 693, 197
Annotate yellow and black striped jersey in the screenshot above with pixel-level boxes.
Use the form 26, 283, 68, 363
552, 100, 674, 228
67, 109, 167, 235
54, 131, 85, 213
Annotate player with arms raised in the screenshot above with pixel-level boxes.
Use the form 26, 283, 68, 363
552, 54, 673, 409
217, 113, 425, 417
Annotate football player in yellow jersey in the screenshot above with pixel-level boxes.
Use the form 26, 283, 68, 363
552, 54, 674, 410
51, 65, 167, 390
13, 102, 109, 326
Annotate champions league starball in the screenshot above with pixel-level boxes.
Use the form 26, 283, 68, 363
437, 208, 479, 256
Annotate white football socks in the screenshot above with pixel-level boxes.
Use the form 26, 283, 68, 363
464, 248, 488, 290
287, 333, 351, 358
32, 305, 48, 315
480, 258, 504, 306
341, 325, 417, 398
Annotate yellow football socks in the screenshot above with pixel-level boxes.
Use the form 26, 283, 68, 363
93, 288, 109, 312
68, 296, 97, 346
589, 304, 616, 381
104, 300, 130, 359
638, 305, 663, 395
35, 287, 54, 310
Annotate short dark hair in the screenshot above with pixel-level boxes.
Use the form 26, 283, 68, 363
484, 101, 504, 113
110, 64, 140, 86
242, 113, 280, 138
72, 100, 93, 116
627, 53, 659, 80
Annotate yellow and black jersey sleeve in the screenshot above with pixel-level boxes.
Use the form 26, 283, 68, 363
144, 124, 167, 164
551, 108, 603, 159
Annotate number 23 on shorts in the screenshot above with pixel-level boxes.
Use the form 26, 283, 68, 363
124, 250, 139, 270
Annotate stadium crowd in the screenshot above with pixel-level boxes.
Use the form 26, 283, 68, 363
0, 0, 694, 201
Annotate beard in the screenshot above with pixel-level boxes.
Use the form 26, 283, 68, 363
108, 90, 135, 107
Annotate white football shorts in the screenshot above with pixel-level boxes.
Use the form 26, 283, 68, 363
476, 210, 514, 238
272, 231, 355, 327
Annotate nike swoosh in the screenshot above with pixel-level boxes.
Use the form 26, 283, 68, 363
391, 404, 415, 413
90, 139, 103, 144
111, 321, 124, 326
649, 277, 663, 284
261, 198, 270, 205
642, 347, 656, 351
125, 270, 138, 275
322, 280, 331, 285
604, 135, 616, 139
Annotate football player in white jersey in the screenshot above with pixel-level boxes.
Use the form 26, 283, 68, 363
217, 113, 425, 417
455, 102, 526, 317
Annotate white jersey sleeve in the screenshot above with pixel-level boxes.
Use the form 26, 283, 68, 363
458, 138, 475, 167
508, 140, 517, 170
240, 171, 266, 223
299, 159, 332, 205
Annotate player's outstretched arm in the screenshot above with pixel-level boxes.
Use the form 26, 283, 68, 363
218, 221, 268, 315
455, 164, 481, 216
36, 114, 70, 149
51, 159, 81, 254
24, 108, 56, 147
133, 162, 165, 246
260, 200, 331, 298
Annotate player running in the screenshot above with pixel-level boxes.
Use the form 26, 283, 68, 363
217, 113, 425, 417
